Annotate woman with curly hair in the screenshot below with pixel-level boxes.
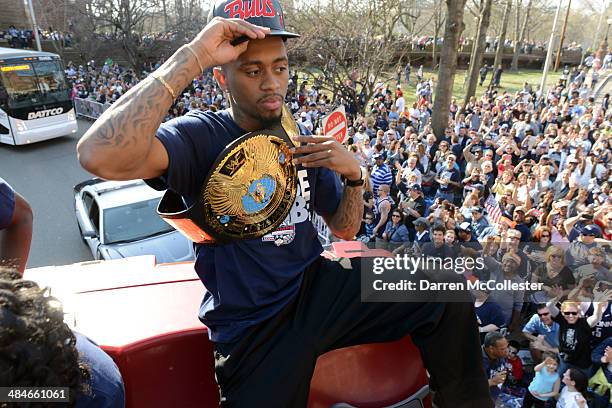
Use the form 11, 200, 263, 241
0, 267, 125, 407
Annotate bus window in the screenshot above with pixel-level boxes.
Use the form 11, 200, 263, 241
0, 61, 69, 109
32, 60, 67, 94
0, 64, 40, 108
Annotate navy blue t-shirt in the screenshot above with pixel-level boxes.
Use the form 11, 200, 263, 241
152, 110, 342, 343
482, 347, 507, 401
436, 166, 460, 193
475, 300, 506, 343
0, 176, 16, 230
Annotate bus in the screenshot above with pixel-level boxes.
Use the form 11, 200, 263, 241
0, 47, 77, 145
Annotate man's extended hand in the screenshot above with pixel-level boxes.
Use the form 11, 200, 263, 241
291, 135, 361, 180
489, 371, 506, 386
190, 17, 270, 67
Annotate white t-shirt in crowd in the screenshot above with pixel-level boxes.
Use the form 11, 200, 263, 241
556, 387, 587, 408
395, 96, 405, 114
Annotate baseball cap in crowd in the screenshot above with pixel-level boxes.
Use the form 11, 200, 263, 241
373, 153, 384, 160
514, 206, 526, 214
208, 0, 300, 39
556, 200, 570, 208
471, 206, 484, 214
408, 184, 422, 192
414, 217, 429, 228
300, 111, 307, 118
581, 224, 602, 237
458, 222, 472, 233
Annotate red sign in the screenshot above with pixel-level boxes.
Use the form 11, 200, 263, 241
323, 106, 347, 144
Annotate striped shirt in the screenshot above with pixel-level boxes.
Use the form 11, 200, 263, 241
371, 164, 393, 199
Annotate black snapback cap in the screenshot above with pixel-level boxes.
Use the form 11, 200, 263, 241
208, 0, 300, 39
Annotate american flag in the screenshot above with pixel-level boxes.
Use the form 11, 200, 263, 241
484, 194, 503, 224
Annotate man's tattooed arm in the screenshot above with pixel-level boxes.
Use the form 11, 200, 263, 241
76, 46, 202, 181
325, 185, 363, 241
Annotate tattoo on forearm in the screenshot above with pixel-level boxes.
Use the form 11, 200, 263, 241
87, 50, 194, 151
329, 186, 363, 237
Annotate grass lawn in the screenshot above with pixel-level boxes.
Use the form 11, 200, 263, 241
398, 68, 562, 106
298, 67, 561, 107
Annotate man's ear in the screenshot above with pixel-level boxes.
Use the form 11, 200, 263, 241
213, 67, 227, 92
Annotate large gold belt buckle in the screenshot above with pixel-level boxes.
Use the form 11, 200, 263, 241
157, 105, 299, 244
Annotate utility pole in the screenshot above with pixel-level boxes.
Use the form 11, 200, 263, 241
26, 0, 42, 51
592, 0, 608, 53
539, 0, 563, 99
554, 0, 571, 71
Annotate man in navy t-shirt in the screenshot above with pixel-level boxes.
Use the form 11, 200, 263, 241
435, 154, 461, 203
76, 2, 491, 407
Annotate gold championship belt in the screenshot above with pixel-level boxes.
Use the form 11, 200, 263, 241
157, 105, 300, 244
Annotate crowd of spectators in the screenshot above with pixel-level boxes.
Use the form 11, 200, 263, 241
1, 25, 73, 48
62, 48, 612, 405
337, 65, 611, 406
65, 58, 229, 122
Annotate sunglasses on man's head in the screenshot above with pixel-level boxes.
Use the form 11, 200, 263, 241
538, 312, 550, 317
563, 311, 578, 316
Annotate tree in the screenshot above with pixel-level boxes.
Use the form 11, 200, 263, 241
32, 0, 69, 56
491, 0, 512, 74
290, 0, 412, 117
78, 0, 158, 68
398, 0, 432, 42
510, 0, 532, 71
431, 0, 446, 68
431, 0, 468, 137
463, 0, 493, 105
68, 0, 187, 69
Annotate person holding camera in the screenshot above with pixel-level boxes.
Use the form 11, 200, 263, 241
482, 332, 509, 403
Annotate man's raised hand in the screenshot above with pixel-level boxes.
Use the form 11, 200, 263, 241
190, 17, 270, 68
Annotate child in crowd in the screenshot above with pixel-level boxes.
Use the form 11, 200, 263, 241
556, 368, 589, 408
522, 353, 560, 408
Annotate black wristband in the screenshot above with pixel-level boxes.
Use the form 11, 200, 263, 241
342, 168, 364, 187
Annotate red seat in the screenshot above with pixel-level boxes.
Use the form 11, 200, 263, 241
309, 337, 429, 408
25, 255, 430, 408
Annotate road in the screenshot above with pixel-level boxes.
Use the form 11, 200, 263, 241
0, 119, 94, 268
